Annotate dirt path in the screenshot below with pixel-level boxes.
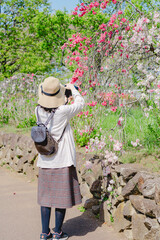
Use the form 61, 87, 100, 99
0, 167, 126, 240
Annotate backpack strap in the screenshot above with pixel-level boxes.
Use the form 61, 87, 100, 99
36, 106, 67, 142
44, 109, 56, 126
36, 106, 41, 124
57, 124, 67, 143
36, 106, 56, 126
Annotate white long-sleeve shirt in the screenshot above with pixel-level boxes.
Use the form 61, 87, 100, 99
36, 88, 85, 169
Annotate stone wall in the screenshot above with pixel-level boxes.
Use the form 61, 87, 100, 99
109, 164, 160, 240
0, 132, 160, 240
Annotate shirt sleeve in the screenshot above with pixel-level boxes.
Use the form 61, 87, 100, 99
64, 88, 85, 121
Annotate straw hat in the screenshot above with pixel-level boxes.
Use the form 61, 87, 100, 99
38, 77, 65, 108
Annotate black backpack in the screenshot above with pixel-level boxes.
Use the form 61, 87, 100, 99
31, 107, 66, 156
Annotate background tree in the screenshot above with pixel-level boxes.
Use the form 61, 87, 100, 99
0, 0, 72, 80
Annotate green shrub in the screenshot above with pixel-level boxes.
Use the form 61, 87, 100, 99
74, 128, 99, 147
16, 114, 36, 128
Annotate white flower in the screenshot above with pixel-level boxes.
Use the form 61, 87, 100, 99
107, 185, 113, 192
110, 179, 115, 184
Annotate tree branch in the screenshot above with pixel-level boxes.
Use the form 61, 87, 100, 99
125, 0, 144, 15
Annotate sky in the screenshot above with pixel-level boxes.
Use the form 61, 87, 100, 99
49, 0, 79, 13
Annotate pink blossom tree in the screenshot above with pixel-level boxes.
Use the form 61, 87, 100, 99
63, 0, 160, 157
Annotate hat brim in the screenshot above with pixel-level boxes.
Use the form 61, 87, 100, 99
38, 84, 65, 108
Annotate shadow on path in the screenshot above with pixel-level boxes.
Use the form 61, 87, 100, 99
62, 211, 102, 237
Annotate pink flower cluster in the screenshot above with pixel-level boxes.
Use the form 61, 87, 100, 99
77, 111, 93, 117
113, 140, 123, 151
72, 1, 118, 17
117, 117, 124, 126
86, 136, 106, 153
109, 135, 123, 151
99, 91, 117, 105
131, 139, 140, 147
87, 101, 97, 107
111, 106, 117, 112
84, 161, 93, 170
105, 150, 118, 164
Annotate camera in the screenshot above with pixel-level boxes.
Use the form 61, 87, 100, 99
64, 85, 79, 98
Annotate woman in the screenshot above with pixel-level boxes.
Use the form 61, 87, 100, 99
35, 77, 85, 240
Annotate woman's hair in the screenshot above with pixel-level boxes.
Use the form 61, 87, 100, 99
37, 104, 57, 113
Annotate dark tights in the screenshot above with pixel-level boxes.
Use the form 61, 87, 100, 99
41, 206, 66, 234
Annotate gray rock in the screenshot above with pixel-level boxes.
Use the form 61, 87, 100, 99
77, 171, 82, 185
2, 133, 13, 146
92, 205, 100, 215
144, 218, 159, 230
91, 160, 102, 180
116, 186, 122, 196
123, 200, 136, 219
13, 156, 19, 165
80, 182, 92, 199
23, 152, 37, 164
122, 172, 141, 198
144, 227, 160, 240
0, 147, 7, 160
26, 139, 35, 153
132, 213, 149, 240
114, 163, 147, 180
9, 160, 15, 169
18, 136, 29, 150
155, 230, 160, 240
25, 165, 35, 180
82, 171, 96, 187
90, 180, 102, 199
111, 198, 118, 208
129, 195, 158, 218
155, 206, 160, 223
122, 172, 153, 198
23, 162, 30, 174
113, 202, 131, 232
30, 146, 38, 156
118, 175, 127, 186
111, 195, 124, 208
4, 154, 11, 164
155, 182, 160, 205
9, 135, 20, 150
84, 198, 99, 209
16, 156, 28, 172
33, 166, 39, 178
99, 201, 112, 226
5, 148, 14, 160
139, 178, 160, 199
117, 195, 124, 202
15, 146, 23, 158
124, 229, 133, 240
